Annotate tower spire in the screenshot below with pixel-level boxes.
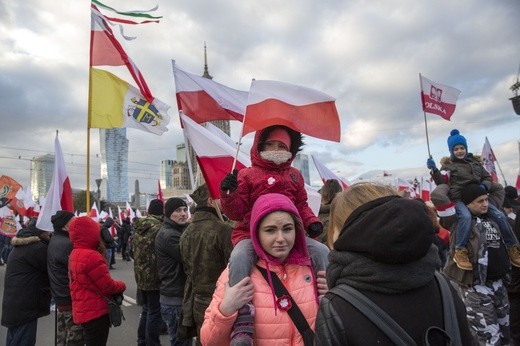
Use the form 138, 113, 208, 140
202, 41, 213, 80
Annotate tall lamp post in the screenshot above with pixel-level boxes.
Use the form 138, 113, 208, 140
95, 178, 102, 212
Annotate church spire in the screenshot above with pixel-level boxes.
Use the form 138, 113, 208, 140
202, 42, 213, 80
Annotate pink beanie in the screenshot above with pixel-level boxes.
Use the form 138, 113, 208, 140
266, 128, 291, 151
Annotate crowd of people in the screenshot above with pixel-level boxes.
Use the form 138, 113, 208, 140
0, 125, 519, 346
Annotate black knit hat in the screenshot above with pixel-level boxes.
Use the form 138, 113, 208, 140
51, 210, 75, 231
148, 199, 164, 216
461, 184, 487, 205
504, 185, 519, 200
164, 198, 187, 218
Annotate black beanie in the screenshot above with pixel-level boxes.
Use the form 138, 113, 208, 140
164, 198, 187, 218
504, 185, 519, 200
148, 199, 164, 216
461, 184, 487, 205
51, 211, 75, 231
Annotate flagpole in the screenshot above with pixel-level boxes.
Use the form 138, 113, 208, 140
230, 79, 254, 172
86, 69, 92, 214
179, 112, 196, 190
420, 74, 432, 158
494, 151, 508, 186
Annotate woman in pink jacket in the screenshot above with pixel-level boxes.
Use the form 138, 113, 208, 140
201, 193, 326, 346
68, 216, 126, 346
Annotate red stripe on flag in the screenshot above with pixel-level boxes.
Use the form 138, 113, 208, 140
61, 177, 74, 212
197, 156, 247, 198
243, 99, 340, 142
176, 91, 244, 123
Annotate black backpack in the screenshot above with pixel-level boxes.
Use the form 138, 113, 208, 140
328, 271, 462, 346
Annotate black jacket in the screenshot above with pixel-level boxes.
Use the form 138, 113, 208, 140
47, 229, 73, 306
1, 228, 51, 328
315, 197, 473, 345
155, 218, 187, 298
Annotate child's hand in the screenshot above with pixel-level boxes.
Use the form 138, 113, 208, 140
426, 157, 437, 171
219, 277, 254, 316
307, 222, 323, 238
220, 169, 238, 192
316, 270, 328, 296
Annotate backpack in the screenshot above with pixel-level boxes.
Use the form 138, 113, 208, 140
328, 271, 462, 346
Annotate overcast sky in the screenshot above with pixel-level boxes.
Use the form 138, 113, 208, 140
1, 0, 519, 195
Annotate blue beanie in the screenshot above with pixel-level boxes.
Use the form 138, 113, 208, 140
447, 129, 467, 156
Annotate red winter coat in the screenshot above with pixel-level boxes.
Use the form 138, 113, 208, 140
69, 218, 126, 324
220, 127, 320, 246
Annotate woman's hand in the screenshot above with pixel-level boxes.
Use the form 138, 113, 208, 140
219, 276, 254, 317
316, 270, 328, 296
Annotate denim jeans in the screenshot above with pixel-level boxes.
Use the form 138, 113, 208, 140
455, 201, 519, 248
138, 290, 162, 346
160, 303, 190, 346
105, 248, 113, 267
6, 319, 37, 346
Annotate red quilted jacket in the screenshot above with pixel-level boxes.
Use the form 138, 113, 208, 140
220, 127, 320, 246
68, 217, 126, 324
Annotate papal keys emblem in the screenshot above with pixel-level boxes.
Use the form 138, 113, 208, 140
127, 97, 164, 126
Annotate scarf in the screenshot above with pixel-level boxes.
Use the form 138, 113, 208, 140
327, 244, 441, 294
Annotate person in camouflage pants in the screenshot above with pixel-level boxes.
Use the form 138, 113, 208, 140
434, 183, 513, 345
133, 199, 164, 346
180, 184, 233, 345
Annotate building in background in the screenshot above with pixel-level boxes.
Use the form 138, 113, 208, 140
293, 153, 310, 185
99, 128, 129, 203
160, 160, 175, 189
30, 154, 54, 201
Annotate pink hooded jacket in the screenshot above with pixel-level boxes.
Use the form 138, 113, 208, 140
201, 194, 318, 345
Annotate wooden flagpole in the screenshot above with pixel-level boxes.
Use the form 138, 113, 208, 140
230, 78, 254, 172
419, 73, 432, 158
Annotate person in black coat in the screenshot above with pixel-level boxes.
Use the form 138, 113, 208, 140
315, 182, 473, 345
47, 211, 85, 345
1, 218, 52, 346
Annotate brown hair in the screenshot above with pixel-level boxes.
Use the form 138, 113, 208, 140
321, 179, 343, 205
327, 182, 397, 249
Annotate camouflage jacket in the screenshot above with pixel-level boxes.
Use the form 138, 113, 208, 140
132, 215, 163, 291
179, 207, 233, 327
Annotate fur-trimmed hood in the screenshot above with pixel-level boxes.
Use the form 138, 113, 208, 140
440, 153, 481, 166
251, 125, 304, 170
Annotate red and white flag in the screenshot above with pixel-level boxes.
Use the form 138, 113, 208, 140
242, 80, 341, 142
125, 201, 136, 221
117, 205, 124, 224
420, 177, 436, 202
180, 113, 250, 198
173, 61, 247, 123
420, 75, 461, 121
311, 155, 348, 190
481, 137, 498, 182
89, 202, 99, 220
36, 133, 74, 231
157, 179, 164, 202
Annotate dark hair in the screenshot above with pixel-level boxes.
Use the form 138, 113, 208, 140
321, 179, 343, 204
258, 125, 304, 157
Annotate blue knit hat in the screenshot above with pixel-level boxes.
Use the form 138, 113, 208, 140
447, 129, 467, 157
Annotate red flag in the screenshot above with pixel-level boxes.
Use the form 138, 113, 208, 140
516, 172, 520, 193
0, 175, 23, 208
173, 61, 247, 123
157, 179, 164, 202
90, 4, 153, 102
89, 202, 99, 220
481, 137, 498, 182
36, 133, 74, 231
420, 177, 436, 202
180, 113, 250, 198
311, 155, 348, 189
242, 80, 341, 142
420, 75, 461, 121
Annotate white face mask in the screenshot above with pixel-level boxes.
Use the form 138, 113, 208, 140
260, 150, 292, 164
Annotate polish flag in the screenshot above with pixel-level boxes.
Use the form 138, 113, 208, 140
157, 179, 164, 202
173, 61, 247, 123
125, 201, 136, 221
180, 113, 250, 199
311, 155, 348, 190
481, 137, 498, 182
420, 177, 436, 202
420, 75, 461, 121
242, 80, 341, 142
117, 205, 124, 224
89, 202, 99, 220
36, 133, 74, 231
515, 172, 520, 193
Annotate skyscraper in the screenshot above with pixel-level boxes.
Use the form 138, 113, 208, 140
160, 160, 175, 188
293, 153, 311, 185
99, 128, 128, 202
30, 154, 54, 201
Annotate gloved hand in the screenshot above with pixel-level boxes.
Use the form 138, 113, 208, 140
307, 222, 323, 238
426, 157, 437, 171
220, 169, 238, 192
479, 184, 488, 192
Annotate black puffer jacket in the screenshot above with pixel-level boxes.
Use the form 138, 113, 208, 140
155, 218, 187, 298
47, 229, 73, 306
315, 197, 473, 345
1, 227, 51, 328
